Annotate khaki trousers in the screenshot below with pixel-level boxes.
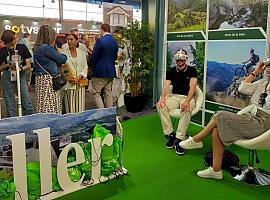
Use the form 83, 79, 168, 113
92, 77, 113, 109
157, 95, 195, 140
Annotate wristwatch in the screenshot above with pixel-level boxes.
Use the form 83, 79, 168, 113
20, 66, 24, 71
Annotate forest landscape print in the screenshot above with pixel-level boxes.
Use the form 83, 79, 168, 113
168, 0, 207, 32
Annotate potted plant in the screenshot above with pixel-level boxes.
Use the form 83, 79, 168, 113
120, 20, 154, 113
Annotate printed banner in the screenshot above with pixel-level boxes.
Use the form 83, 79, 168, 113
208, 28, 266, 40
167, 0, 270, 125
0, 108, 125, 200
167, 32, 205, 41
209, 0, 268, 32
167, 0, 207, 32
206, 40, 266, 109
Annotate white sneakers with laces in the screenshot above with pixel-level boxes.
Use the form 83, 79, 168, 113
197, 167, 223, 180
179, 137, 203, 149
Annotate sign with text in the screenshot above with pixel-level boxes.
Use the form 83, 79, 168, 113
167, 31, 205, 41
0, 108, 125, 200
0, 16, 100, 41
208, 28, 266, 40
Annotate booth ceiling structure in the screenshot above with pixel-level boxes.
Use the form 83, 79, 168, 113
70, 0, 141, 7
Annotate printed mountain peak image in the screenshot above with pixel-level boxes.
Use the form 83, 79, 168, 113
209, 0, 268, 31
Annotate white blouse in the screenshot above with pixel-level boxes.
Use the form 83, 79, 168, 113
239, 78, 270, 115
62, 48, 88, 90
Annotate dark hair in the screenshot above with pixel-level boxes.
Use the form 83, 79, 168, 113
1, 30, 16, 45
70, 28, 79, 34
101, 23, 110, 33
67, 33, 78, 41
23, 33, 31, 38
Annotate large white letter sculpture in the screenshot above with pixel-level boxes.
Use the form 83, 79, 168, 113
7, 127, 114, 200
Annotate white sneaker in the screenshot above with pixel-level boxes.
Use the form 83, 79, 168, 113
179, 137, 203, 149
197, 167, 223, 180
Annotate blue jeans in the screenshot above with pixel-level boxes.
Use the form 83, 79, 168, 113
2, 70, 34, 117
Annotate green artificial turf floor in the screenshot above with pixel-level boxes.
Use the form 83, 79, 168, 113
57, 113, 270, 200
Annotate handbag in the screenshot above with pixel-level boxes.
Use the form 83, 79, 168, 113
52, 75, 67, 91
35, 60, 67, 91
60, 64, 76, 81
204, 150, 240, 170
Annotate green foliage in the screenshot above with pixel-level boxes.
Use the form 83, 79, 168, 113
168, 0, 207, 32
190, 42, 205, 89
122, 20, 154, 96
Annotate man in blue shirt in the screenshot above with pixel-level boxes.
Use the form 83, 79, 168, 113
91, 23, 118, 108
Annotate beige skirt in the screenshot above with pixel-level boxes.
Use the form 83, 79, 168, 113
35, 74, 62, 114
215, 110, 270, 145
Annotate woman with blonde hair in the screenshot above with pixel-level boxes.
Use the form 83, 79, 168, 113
62, 33, 88, 113
34, 25, 67, 114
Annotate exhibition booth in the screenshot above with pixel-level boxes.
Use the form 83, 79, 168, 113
0, 0, 270, 200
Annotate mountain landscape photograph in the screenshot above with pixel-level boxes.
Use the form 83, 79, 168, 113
206, 40, 265, 108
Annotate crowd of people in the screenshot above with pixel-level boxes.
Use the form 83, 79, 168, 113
0, 23, 119, 117
157, 49, 270, 181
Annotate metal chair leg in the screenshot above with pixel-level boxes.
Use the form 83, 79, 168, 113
234, 150, 270, 185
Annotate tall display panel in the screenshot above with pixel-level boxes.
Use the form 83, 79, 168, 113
166, 0, 270, 125
167, 0, 207, 125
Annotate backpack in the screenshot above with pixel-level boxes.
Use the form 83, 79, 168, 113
204, 150, 240, 170
254, 54, 260, 63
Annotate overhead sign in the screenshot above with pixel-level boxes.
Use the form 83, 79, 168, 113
0, 16, 100, 40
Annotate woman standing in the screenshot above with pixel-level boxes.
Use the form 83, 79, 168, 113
62, 34, 88, 113
34, 25, 67, 114
0, 30, 34, 117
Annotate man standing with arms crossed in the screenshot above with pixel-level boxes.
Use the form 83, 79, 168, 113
91, 23, 118, 108
156, 49, 198, 155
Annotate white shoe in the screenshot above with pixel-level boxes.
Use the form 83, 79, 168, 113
179, 137, 203, 149
197, 167, 223, 180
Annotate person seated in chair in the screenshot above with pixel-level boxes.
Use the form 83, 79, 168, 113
156, 49, 198, 155
179, 60, 270, 180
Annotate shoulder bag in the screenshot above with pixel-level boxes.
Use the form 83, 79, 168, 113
35, 60, 66, 91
